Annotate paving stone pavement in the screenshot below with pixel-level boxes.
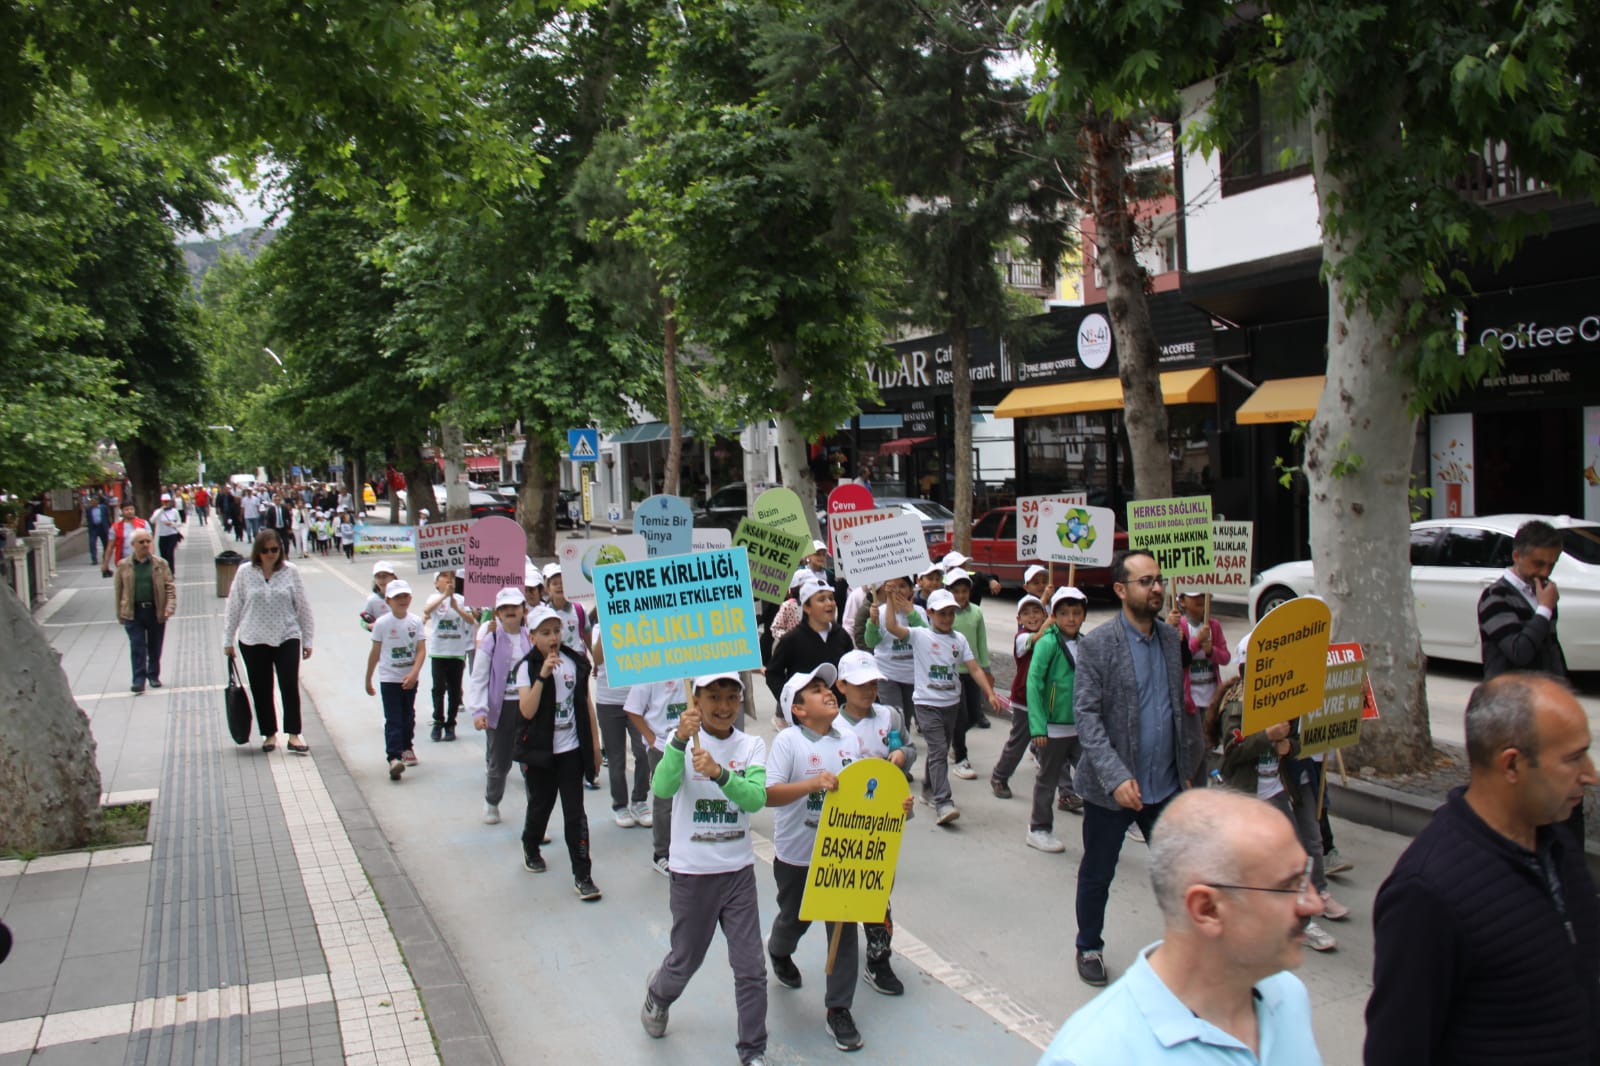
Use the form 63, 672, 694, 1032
1, 524, 499, 1065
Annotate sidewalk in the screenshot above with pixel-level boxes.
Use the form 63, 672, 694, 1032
0, 525, 498, 1065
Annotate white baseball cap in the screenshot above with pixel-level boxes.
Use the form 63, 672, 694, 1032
941, 551, 971, 570
1237, 631, 1253, 663
693, 672, 745, 692
942, 567, 973, 587
524, 563, 545, 587
494, 588, 526, 609
1049, 587, 1088, 612
799, 580, 833, 606
811, 539, 827, 553
384, 579, 413, 598
926, 589, 957, 612
371, 560, 398, 577
779, 663, 838, 723
837, 650, 885, 685
917, 562, 943, 580
1017, 594, 1045, 615
789, 568, 813, 591
542, 562, 563, 581
527, 605, 561, 632
1023, 564, 1048, 584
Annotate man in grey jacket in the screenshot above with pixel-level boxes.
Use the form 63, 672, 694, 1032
1071, 548, 1202, 987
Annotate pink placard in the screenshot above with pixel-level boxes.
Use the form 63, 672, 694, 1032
463, 515, 526, 609
827, 483, 876, 554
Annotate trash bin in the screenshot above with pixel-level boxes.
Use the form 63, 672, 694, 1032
215, 550, 245, 599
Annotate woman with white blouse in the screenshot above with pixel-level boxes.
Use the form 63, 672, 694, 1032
224, 529, 316, 753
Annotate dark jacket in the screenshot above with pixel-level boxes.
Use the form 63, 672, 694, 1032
1365, 787, 1600, 1066
765, 622, 854, 703
1478, 576, 1567, 679
512, 645, 596, 778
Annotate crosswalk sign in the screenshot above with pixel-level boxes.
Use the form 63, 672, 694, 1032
567, 428, 599, 463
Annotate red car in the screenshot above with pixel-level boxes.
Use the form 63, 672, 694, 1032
930, 506, 1127, 589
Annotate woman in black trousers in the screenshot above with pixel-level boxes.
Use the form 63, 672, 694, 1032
223, 530, 316, 753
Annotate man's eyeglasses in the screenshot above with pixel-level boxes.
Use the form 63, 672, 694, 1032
1120, 575, 1165, 589
1204, 856, 1315, 906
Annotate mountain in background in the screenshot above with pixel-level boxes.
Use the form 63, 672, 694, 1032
180, 226, 276, 283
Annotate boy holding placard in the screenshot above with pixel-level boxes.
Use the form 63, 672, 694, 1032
765, 664, 868, 1051
639, 673, 770, 1066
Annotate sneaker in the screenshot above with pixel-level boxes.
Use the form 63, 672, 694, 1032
769, 950, 802, 989
574, 876, 602, 901
1303, 921, 1338, 952
1323, 848, 1354, 875
746, 1058, 767, 1066
148, 679, 163, 688
1058, 792, 1085, 814
864, 958, 904, 996
640, 979, 669, 1038
401, 749, 419, 766
1076, 949, 1108, 986
613, 806, 638, 828
388, 759, 405, 780
583, 777, 601, 791
952, 760, 977, 780
1026, 829, 1065, 853
971, 713, 992, 729
443, 724, 457, 741
650, 854, 671, 877
523, 852, 547, 873
430, 723, 443, 742
935, 803, 961, 826
482, 802, 500, 824
1318, 890, 1351, 922
1126, 824, 1145, 843
825, 1007, 863, 1051
990, 778, 1012, 799
633, 802, 654, 828
131, 684, 145, 694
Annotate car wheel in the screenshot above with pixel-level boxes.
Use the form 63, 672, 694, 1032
1256, 585, 1297, 620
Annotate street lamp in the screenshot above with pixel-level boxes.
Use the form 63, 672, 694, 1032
262, 347, 288, 374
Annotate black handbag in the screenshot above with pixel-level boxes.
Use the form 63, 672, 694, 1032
226, 657, 252, 744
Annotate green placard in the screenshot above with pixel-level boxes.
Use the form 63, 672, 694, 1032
1125, 495, 1214, 577
733, 518, 810, 605
752, 486, 809, 534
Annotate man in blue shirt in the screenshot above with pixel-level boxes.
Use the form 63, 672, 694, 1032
1071, 549, 1200, 986
1038, 788, 1325, 1065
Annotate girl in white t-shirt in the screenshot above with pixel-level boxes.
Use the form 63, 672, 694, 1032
364, 581, 427, 779
422, 570, 475, 742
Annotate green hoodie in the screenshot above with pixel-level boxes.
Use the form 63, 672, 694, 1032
1025, 626, 1076, 736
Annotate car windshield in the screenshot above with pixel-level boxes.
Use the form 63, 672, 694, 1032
1562, 525, 1600, 565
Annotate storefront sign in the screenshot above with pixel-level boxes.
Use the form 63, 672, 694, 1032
800, 758, 909, 924
1013, 298, 1215, 385
1429, 414, 1476, 519
1299, 643, 1369, 757
556, 533, 648, 598
1035, 501, 1116, 568
1242, 597, 1332, 735
1017, 494, 1086, 562
1586, 407, 1600, 523
903, 399, 936, 435
1126, 495, 1215, 577
872, 327, 1005, 399
592, 548, 762, 687
416, 519, 473, 572
1189, 521, 1254, 596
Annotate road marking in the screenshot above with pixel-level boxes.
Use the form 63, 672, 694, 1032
76, 685, 223, 702
36, 587, 75, 622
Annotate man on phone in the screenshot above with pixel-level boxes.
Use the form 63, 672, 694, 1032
1478, 519, 1567, 681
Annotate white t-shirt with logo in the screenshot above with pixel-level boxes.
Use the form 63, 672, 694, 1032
371, 613, 424, 683
424, 594, 473, 658
838, 703, 902, 760
668, 729, 767, 875
905, 627, 974, 707
766, 725, 862, 865
515, 653, 579, 753
624, 679, 689, 752
549, 601, 589, 658
871, 605, 926, 683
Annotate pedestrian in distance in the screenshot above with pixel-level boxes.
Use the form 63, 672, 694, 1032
1037, 788, 1326, 1065
223, 529, 315, 754
114, 529, 175, 694
639, 674, 771, 1066
84, 494, 112, 568
513, 605, 603, 901
1168, 588, 1230, 784
1021, 563, 1055, 607
464, 588, 533, 825
540, 562, 592, 659
150, 493, 184, 574
860, 574, 925, 723
1070, 549, 1201, 987
365, 579, 426, 779
880, 585, 999, 826
1022, 587, 1090, 855
943, 569, 993, 777
361, 560, 397, 631
991, 594, 1048, 801
1364, 673, 1598, 1066
338, 511, 356, 560
421, 569, 475, 742
102, 501, 149, 577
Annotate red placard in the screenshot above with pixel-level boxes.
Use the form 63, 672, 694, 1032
826, 483, 876, 555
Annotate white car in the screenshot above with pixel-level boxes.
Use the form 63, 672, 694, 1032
1249, 514, 1600, 670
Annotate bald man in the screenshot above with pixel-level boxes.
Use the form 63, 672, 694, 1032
1038, 789, 1324, 1064
1366, 673, 1599, 1066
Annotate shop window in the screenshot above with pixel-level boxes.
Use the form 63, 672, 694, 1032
1220, 72, 1312, 197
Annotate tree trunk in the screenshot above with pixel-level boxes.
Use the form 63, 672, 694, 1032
1086, 111, 1171, 501
386, 450, 402, 525
351, 449, 365, 504
770, 343, 822, 542
0, 584, 102, 852
518, 436, 557, 559
1307, 97, 1432, 774
440, 421, 470, 521
662, 298, 683, 497
120, 438, 163, 516
950, 318, 975, 554
395, 439, 434, 526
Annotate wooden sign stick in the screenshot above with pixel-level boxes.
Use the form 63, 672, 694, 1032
824, 921, 844, 976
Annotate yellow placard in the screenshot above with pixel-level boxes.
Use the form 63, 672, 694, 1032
799, 758, 910, 924
1242, 596, 1332, 735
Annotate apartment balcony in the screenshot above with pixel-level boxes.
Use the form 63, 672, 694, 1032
1458, 141, 1552, 204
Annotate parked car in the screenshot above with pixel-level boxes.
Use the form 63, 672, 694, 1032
929, 506, 1128, 588
465, 490, 515, 520
1248, 514, 1600, 669
697, 481, 754, 532
832, 497, 956, 552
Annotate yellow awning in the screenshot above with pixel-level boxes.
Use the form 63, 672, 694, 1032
1234, 375, 1326, 424
994, 367, 1217, 419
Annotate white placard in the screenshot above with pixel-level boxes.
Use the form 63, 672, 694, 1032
416, 519, 473, 572
1188, 521, 1254, 596
832, 511, 932, 587
557, 534, 649, 597
691, 527, 733, 552
1035, 502, 1117, 567
1017, 494, 1088, 562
